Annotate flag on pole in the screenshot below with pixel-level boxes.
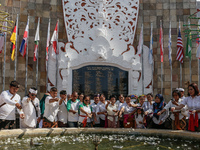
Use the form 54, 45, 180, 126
168, 21, 172, 66
137, 24, 143, 56
176, 21, 184, 63
46, 19, 50, 62
159, 20, 164, 62
19, 19, 29, 57
186, 21, 192, 59
51, 21, 58, 54
149, 23, 153, 65
33, 18, 40, 61
10, 22, 17, 61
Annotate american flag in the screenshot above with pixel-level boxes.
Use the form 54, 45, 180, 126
176, 26, 184, 63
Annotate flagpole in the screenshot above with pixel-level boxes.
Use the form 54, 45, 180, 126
190, 58, 192, 83
25, 16, 29, 95
56, 19, 59, 88
180, 63, 182, 87
188, 19, 192, 83
3, 20, 7, 91
199, 59, 200, 88
46, 18, 50, 92
160, 20, 163, 95
169, 21, 172, 97
14, 14, 19, 80
36, 17, 40, 89
141, 24, 144, 94
179, 20, 183, 87
150, 22, 154, 94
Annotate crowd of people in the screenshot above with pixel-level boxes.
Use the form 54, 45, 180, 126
0, 81, 200, 132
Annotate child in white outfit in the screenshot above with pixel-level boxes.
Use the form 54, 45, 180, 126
135, 107, 146, 129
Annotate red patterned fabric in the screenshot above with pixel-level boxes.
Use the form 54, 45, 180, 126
188, 111, 199, 131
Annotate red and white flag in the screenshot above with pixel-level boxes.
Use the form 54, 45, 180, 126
33, 18, 40, 61
51, 21, 58, 55
159, 20, 164, 62
46, 19, 51, 61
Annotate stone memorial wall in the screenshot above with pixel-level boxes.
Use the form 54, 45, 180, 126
0, 0, 197, 100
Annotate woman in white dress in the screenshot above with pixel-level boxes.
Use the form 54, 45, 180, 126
171, 83, 200, 132
119, 95, 137, 128
105, 95, 119, 128
21, 87, 40, 128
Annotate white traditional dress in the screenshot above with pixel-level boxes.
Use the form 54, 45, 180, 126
135, 114, 145, 128
107, 103, 118, 122
43, 95, 59, 122
142, 101, 154, 115
181, 96, 200, 131
0, 90, 23, 120
21, 96, 40, 128
164, 99, 187, 121
58, 99, 68, 124
78, 103, 92, 123
67, 99, 80, 122
96, 101, 107, 120
121, 102, 136, 115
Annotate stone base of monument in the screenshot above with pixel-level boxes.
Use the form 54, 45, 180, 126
0, 128, 200, 141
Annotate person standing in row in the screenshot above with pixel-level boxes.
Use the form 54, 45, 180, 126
91, 94, 100, 127
119, 96, 137, 128
117, 94, 125, 128
78, 95, 93, 127
0, 81, 24, 129
21, 87, 40, 128
106, 95, 119, 128
43, 87, 59, 128
79, 93, 84, 104
67, 91, 80, 127
144, 93, 154, 128
96, 94, 107, 127
58, 90, 68, 127
151, 94, 168, 129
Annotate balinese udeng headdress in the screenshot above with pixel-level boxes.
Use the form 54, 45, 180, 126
29, 88, 37, 95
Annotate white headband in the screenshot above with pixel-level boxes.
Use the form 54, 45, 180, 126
29, 88, 37, 94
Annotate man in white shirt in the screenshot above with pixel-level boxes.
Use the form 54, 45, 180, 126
0, 81, 24, 129
67, 91, 80, 127
90, 94, 100, 127
43, 87, 59, 128
58, 90, 68, 127
96, 94, 107, 127
21, 87, 41, 128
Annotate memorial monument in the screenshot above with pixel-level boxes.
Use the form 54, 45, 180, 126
47, 0, 153, 98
